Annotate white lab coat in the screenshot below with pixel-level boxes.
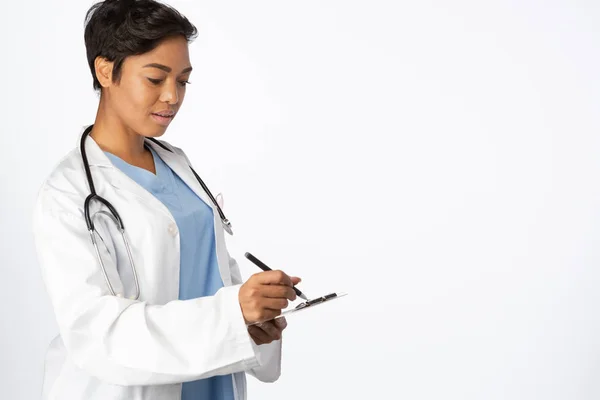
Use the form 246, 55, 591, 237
31, 126, 282, 400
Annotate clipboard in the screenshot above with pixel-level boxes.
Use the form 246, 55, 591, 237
247, 292, 348, 326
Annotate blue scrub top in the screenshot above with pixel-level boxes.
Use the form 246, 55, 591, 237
104, 145, 235, 400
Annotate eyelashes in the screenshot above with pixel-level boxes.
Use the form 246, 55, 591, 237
147, 78, 191, 87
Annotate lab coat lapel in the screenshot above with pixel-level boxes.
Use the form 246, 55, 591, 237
145, 140, 234, 286
145, 142, 214, 211
78, 126, 176, 223
77, 126, 232, 285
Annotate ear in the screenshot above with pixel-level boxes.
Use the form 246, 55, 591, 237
94, 56, 114, 88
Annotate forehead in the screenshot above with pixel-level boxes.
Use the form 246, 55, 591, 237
125, 35, 191, 70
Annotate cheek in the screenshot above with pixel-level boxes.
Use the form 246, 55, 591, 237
126, 81, 156, 113
113, 80, 156, 125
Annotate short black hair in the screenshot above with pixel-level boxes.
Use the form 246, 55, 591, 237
84, 0, 197, 91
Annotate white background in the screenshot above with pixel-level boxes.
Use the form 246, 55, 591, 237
2, 0, 600, 398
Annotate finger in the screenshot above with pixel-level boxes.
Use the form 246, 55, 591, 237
290, 277, 302, 285
248, 326, 270, 345
255, 270, 293, 286
248, 331, 265, 345
261, 297, 289, 311
258, 321, 283, 341
274, 317, 288, 330
260, 285, 297, 301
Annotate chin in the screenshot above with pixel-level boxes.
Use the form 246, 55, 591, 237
142, 124, 169, 138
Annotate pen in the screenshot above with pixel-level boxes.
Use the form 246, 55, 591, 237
244, 252, 308, 301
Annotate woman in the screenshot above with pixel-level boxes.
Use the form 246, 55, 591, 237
32, 0, 300, 399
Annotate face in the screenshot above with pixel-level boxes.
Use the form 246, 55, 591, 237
96, 35, 192, 137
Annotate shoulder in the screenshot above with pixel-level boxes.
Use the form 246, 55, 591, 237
40, 147, 86, 191
33, 147, 88, 222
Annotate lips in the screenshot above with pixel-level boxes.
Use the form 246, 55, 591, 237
151, 111, 175, 126
152, 111, 175, 117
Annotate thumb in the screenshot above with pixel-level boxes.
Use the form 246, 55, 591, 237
290, 276, 302, 285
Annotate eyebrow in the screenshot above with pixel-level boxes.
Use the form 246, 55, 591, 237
142, 63, 193, 74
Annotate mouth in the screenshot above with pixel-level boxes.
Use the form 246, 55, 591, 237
151, 111, 175, 126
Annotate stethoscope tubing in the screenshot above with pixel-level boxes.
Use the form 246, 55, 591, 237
79, 124, 232, 300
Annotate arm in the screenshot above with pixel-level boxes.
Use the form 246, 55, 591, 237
229, 253, 282, 382
172, 142, 285, 382
32, 187, 259, 386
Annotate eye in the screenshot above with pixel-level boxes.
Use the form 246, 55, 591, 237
147, 78, 163, 85
178, 80, 191, 87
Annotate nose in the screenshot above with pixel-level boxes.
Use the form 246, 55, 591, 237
159, 80, 179, 105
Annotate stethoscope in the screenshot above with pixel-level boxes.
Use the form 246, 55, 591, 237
80, 124, 233, 300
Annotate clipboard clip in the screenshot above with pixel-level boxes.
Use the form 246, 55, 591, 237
247, 292, 346, 326
294, 293, 339, 310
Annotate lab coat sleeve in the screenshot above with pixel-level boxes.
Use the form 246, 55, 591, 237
172, 141, 282, 381
32, 185, 261, 387
228, 252, 283, 383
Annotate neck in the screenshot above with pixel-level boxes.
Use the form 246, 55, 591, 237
90, 98, 147, 163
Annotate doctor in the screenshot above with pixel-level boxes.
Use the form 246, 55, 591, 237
31, 0, 300, 399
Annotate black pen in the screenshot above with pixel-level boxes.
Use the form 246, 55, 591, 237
244, 252, 308, 301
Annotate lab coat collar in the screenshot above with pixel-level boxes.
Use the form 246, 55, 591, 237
76, 124, 216, 214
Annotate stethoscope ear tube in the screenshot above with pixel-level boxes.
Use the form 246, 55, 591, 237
188, 164, 232, 234
80, 123, 233, 300
84, 193, 125, 232
145, 136, 233, 235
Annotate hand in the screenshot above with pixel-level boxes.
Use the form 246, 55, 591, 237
239, 270, 301, 324
248, 317, 288, 345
